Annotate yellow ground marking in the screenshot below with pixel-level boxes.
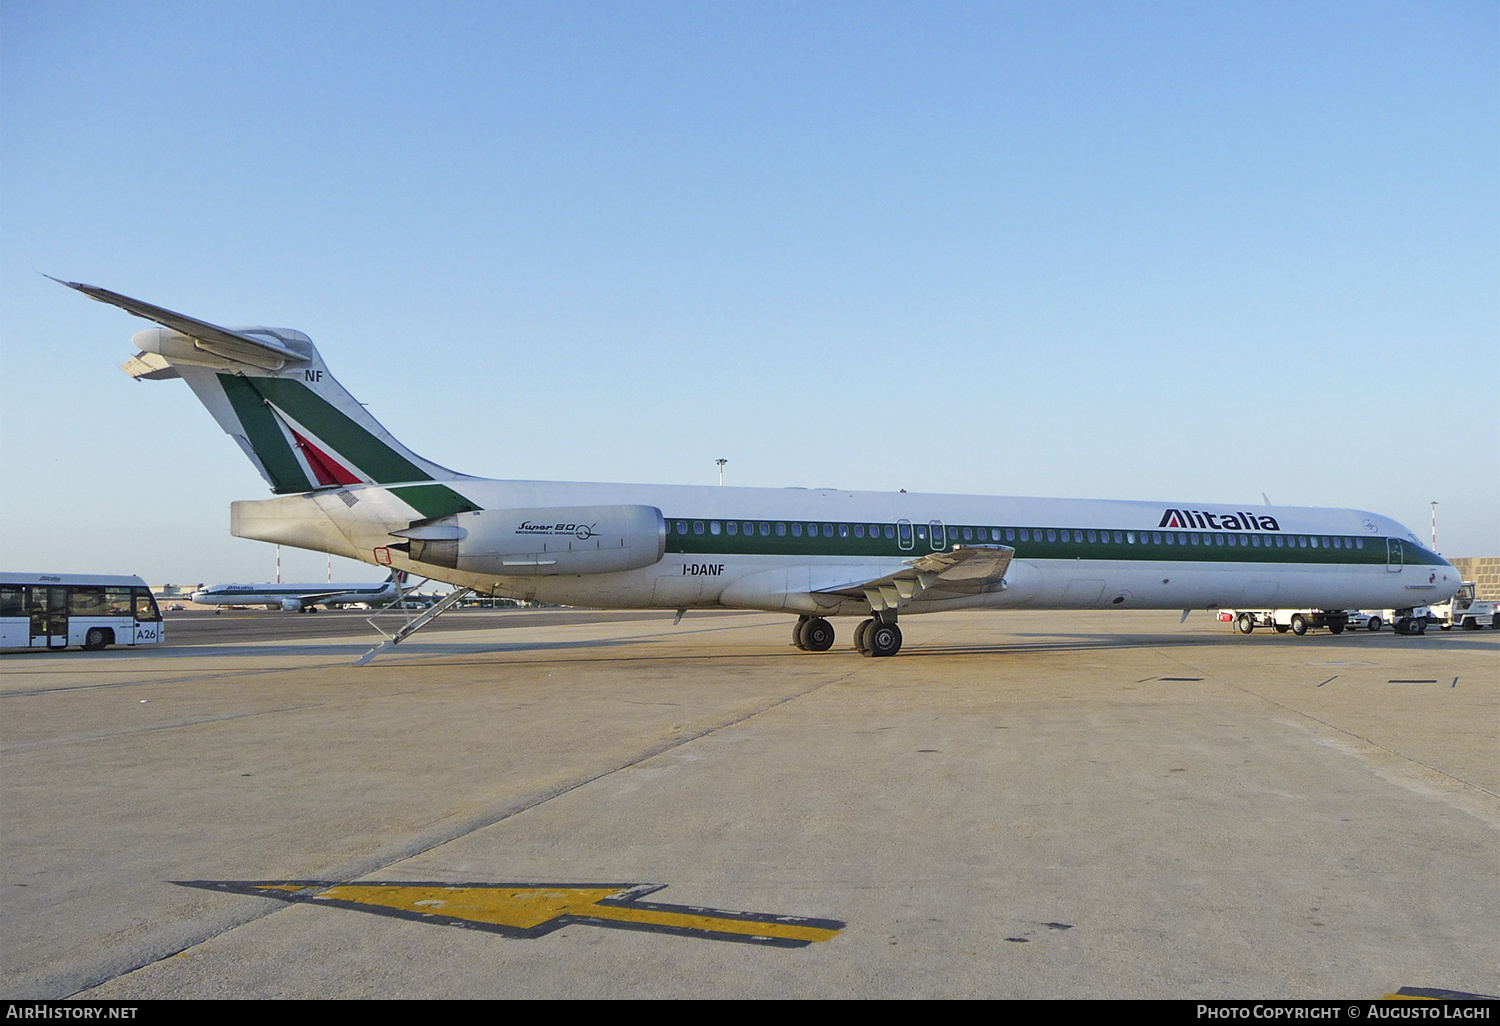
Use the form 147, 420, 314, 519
249, 883, 841, 943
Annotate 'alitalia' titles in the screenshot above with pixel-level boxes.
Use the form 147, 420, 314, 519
1159, 509, 1281, 532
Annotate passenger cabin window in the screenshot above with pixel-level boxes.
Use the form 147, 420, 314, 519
726, 522, 738, 535
791, 523, 803, 537
710, 521, 721, 535
693, 521, 705, 535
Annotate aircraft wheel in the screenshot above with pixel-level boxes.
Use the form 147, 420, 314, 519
83, 628, 109, 651
1273, 624, 1289, 633
791, 616, 809, 650
1290, 614, 1308, 636
1415, 620, 1427, 635
799, 617, 835, 652
1367, 617, 1382, 632
867, 621, 902, 658
854, 618, 874, 654
1236, 613, 1255, 634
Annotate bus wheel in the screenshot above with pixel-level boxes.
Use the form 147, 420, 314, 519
83, 628, 109, 651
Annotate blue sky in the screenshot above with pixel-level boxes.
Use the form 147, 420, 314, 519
2, 1, 1495, 584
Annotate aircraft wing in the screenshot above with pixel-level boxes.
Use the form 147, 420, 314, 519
51, 278, 309, 368
813, 545, 1015, 613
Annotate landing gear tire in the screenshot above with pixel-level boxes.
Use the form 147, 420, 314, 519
1236, 613, 1255, 635
799, 617, 835, 652
83, 628, 108, 651
866, 621, 902, 658
792, 616, 810, 650
1290, 614, 1308, 636
854, 618, 875, 655
1415, 619, 1427, 635
1367, 617, 1382, 632
1394, 618, 1410, 635
1273, 624, 1289, 633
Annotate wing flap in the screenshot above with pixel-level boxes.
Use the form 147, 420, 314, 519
815, 545, 1015, 612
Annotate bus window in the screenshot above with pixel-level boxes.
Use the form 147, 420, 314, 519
133, 588, 162, 622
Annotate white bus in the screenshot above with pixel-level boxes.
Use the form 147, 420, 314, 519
1, 573, 164, 651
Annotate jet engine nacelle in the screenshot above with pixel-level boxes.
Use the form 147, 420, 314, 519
395, 505, 666, 577
280, 598, 302, 612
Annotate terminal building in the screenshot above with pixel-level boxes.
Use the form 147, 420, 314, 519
1448, 557, 1500, 601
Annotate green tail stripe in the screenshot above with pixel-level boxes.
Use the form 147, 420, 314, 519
389, 484, 480, 519
219, 374, 313, 494
221, 374, 436, 487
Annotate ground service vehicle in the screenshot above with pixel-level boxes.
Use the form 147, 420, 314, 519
1427, 583, 1497, 631
0, 574, 164, 651
1221, 609, 1351, 635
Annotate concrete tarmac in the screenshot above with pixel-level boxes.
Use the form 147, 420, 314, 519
2, 609, 1496, 999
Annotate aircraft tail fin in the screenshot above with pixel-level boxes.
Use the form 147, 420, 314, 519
59, 279, 466, 495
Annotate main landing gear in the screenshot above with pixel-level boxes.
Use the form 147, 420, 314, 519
792, 614, 903, 657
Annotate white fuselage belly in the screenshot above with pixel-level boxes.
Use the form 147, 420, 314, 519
516, 554, 1423, 615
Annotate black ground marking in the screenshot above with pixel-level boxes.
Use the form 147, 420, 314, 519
1452, 677, 1459, 688
1318, 676, 1338, 687
1158, 677, 1203, 682
1043, 922, 1073, 930
1392, 986, 1500, 1000
1388, 679, 1438, 684
1135, 676, 1157, 683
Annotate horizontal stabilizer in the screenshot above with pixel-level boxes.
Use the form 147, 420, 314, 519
51, 277, 309, 370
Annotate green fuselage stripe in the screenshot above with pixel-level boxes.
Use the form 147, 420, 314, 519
389, 484, 480, 519
661, 518, 1444, 567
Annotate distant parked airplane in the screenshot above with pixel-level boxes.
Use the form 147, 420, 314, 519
191, 571, 404, 613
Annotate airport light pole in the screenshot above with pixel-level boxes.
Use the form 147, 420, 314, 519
717, 458, 727, 486
1430, 501, 1438, 552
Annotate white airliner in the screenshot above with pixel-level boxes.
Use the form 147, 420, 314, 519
61, 280, 1461, 655
190, 571, 403, 613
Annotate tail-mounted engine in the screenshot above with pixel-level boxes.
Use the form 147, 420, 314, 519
391, 505, 666, 577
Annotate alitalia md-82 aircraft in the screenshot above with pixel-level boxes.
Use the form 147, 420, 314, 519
60, 280, 1460, 656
